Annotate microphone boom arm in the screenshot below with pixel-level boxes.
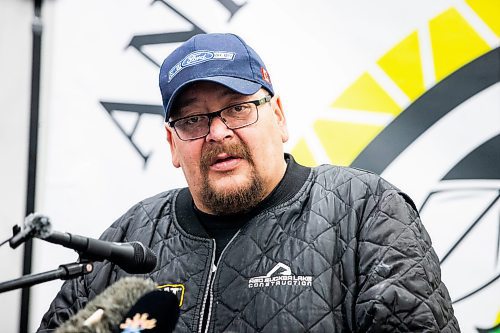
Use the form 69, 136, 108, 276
0, 261, 93, 294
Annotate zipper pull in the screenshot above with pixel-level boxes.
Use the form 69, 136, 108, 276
211, 263, 217, 273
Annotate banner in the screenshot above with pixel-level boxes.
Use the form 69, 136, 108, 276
30, 1, 499, 331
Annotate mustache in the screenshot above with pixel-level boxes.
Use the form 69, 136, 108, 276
201, 142, 253, 171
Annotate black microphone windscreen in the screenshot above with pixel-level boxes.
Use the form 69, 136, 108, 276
113, 290, 180, 333
55, 277, 156, 333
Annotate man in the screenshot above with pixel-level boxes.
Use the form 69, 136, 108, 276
38, 33, 459, 332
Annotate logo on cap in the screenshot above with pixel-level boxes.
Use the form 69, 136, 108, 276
261, 67, 271, 84
168, 50, 236, 82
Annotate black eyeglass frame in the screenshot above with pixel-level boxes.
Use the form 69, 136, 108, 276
168, 95, 272, 141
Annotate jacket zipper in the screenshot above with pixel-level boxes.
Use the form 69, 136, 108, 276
199, 230, 242, 333
198, 239, 216, 333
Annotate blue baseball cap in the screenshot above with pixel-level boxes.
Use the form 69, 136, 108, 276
159, 33, 274, 120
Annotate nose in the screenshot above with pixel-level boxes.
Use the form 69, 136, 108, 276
205, 115, 233, 142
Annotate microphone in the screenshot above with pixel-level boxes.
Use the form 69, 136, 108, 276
9, 213, 52, 249
38, 230, 157, 274
54, 277, 163, 333
112, 290, 180, 333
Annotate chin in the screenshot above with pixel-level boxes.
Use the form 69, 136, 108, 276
209, 174, 252, 195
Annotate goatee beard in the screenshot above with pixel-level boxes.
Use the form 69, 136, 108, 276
200, 142, 264, 215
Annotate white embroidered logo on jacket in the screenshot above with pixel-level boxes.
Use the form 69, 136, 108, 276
248, 263, 313, 289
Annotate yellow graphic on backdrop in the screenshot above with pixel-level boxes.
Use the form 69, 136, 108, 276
377, 31, 425, 100
466, 0, 500, 37
430, 8, 490, 81
292, 138, 316, 167
314, 120, 383, 167
292, 3, 498, 168
331, 73, 401, 115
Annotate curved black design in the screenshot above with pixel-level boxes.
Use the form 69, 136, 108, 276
453, 272, 500, 305
476, 321, 500, 333
443, 134, 500, 180
439, 191, 500, 265
351, 47, 500, 174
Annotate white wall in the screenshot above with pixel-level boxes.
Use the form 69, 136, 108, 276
0, 0, 33, 331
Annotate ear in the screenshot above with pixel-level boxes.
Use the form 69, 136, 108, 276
165, 123, 181, 168
273, 95, 289, 143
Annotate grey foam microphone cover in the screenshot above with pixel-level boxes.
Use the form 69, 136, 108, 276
55, 277, 156, 333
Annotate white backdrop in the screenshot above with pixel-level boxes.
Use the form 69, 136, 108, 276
0, 0, 34, 332
1, 0, 499, 332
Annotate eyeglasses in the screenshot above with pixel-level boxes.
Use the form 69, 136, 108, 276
168, 95, 272, 141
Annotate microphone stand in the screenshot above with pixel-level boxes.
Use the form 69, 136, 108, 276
0, 261, 93, 294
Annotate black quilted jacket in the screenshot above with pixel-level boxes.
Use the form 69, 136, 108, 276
38, 158, 459, 332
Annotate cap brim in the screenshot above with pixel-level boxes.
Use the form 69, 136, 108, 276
165, 76, 262, 120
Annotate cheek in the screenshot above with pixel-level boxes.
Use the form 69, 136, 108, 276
253, 121, 286, 166
241, 128, 280, 164
176, 144, 203, 177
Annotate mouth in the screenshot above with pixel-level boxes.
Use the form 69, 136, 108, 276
210, 153, 243, 171
201, 142, 252, 174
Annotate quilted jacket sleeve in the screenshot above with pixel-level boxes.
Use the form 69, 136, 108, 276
355, 189, 460, 332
